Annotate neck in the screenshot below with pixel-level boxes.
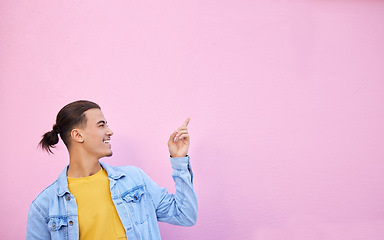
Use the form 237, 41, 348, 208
67, 150, 101, 178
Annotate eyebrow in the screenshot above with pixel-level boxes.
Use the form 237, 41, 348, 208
97, 120, 107, 125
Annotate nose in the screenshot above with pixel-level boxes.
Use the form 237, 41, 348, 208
106, 127, 114, 136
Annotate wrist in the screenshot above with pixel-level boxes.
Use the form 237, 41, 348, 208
170, 154, 188, 158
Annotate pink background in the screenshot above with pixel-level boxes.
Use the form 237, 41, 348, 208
1, 1, 384, 239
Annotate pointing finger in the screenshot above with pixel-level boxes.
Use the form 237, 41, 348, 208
182, 117, 190, 127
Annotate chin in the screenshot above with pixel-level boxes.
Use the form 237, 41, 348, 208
100, 151, 113, 158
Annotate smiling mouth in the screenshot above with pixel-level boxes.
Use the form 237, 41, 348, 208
104, 140, 110, 143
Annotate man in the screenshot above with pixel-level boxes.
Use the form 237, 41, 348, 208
26, 100, 198, 239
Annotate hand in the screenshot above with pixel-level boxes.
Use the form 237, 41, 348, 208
168, 118, 190, 158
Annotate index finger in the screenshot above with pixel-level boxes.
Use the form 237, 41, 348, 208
182, 117, 190, 127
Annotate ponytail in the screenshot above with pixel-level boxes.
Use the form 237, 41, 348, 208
39, 124, 60, 154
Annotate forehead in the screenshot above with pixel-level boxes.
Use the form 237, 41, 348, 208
84, 108, 106, 124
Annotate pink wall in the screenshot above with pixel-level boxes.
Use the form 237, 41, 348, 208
1, 1, 384, 239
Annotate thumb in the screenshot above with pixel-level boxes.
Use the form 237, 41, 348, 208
168, 130, 177, 144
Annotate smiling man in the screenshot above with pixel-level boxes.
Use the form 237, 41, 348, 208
26, 100, 198, 240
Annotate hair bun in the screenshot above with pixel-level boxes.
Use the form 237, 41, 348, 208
40, 129, 60, 154
53, 124, 61, 135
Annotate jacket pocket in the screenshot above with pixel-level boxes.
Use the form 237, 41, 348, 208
48, 217, 67, 231
122, 186, 150, 224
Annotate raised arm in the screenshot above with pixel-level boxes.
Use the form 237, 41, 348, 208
139, 118, 198, 226
138, 156, 198, 226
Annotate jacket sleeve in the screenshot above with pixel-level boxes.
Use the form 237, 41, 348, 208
138, 155, 198, 226
26, 202, 50, 239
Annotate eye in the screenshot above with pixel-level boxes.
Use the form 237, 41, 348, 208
99, 124, 105, 127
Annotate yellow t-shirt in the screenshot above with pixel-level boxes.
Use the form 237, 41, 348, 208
67, 168, 126, 240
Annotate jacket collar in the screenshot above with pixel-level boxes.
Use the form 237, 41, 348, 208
56, 161, 125, 197
100, 161, 126, 180
57, 166, 70, 197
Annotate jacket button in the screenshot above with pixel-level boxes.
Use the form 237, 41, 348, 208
68, 221, 73, 226
66, 196, 70, 201
52, 224, 56, 228
134, 196, 138, 200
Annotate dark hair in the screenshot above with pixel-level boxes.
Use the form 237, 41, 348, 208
39, 100, 101, 153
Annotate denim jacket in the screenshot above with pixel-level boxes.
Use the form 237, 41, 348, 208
26, 156, 198, 240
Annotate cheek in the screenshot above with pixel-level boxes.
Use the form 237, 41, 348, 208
85, 133, 102, 146
88, 130, 103, 139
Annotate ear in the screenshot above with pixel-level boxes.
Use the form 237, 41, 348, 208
71, 129, 84, 143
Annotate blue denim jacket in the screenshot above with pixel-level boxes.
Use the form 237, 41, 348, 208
26, 156, 198, 240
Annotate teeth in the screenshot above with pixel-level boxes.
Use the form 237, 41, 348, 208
104, 140, 110, 143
